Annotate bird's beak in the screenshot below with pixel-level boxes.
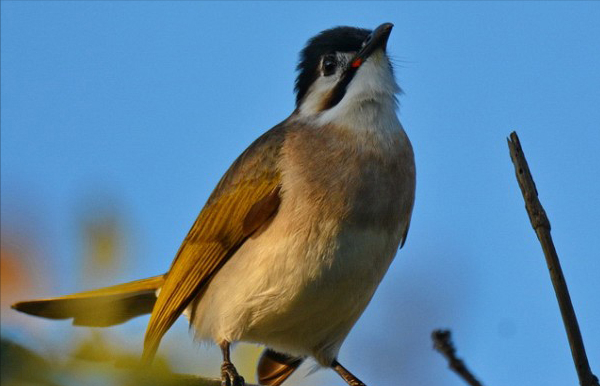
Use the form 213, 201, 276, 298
350, 23, 394, 69
320, 23, 394, 110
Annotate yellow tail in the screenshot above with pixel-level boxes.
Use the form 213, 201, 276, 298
12, 275, 165, 327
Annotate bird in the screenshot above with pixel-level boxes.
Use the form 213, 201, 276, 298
13, 22, 416, 386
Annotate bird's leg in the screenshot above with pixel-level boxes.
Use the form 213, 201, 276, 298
332, 360, 366, 386
220, 341, 245, 386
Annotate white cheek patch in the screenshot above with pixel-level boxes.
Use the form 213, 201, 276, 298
298, 75, 339, 116
298, 50, 399, 123
344, 52, 399, 101
316, 52, 401, 130
298, 52, 354, 117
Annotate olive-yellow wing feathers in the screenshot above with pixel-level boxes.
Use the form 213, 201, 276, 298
11, 275, 165, 327
142, 125, 287, 363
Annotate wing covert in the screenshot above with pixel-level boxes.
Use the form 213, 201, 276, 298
142, 123, 287, 363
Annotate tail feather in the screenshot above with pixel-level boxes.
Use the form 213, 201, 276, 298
257, 348, 304, 386
12, 275, 164, 327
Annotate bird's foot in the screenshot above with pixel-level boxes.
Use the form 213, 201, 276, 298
332, 360, 366, 386
221, 361, 245, 386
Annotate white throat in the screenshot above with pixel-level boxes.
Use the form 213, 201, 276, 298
298, 50, 402, 134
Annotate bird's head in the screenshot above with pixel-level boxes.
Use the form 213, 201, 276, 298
294, 23, 400, 119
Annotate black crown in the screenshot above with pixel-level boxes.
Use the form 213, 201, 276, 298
295, 26, 370, 107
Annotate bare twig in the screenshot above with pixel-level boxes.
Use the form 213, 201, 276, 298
432, 330, 483, 386
507, 132, 599, 386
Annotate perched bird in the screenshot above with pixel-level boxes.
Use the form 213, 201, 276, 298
13, 23, 416, 386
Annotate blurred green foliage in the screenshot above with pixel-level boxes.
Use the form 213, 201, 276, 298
0, 336, 241, 386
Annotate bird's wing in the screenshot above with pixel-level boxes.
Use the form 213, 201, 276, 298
142, 124, 287, 363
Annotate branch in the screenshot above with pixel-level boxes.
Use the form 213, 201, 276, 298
507, 132, 599, 386
432, 330, 483, 386
133, 373, 260, 386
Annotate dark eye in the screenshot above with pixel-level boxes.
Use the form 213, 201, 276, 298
322, 54, 337, 76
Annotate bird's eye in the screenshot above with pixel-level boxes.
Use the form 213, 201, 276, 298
322, 54, 337, 76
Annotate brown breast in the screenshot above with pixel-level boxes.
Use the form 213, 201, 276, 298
280, 122, 415, 234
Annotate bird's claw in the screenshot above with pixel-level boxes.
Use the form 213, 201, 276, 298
348, 381, 366, 386
221, 361, 245, 386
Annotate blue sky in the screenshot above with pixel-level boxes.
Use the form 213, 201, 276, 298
2, 2, 599, 385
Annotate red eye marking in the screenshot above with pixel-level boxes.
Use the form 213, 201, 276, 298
351, 58, 362, 68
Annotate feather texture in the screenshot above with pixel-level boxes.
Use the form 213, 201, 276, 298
12, 275, 164, 327
257, 349, 304, 386
142, 124, 287, 363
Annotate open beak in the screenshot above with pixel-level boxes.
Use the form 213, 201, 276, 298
351, 23, 394, 68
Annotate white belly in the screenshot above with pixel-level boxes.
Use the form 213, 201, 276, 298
189, 211, 401, 366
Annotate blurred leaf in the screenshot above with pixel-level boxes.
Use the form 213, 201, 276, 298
1, 245, 37, 310
82, 211, 123, 278
70, 331, 114, 363
232, 343, 263, 380
1, 336, 260, 386
0, 338, 61, 386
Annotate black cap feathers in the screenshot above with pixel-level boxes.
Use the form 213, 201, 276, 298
295, 26, 371, 106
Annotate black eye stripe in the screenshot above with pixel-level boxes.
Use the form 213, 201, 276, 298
363, 35, 372, 47
321, 65, 359, 110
